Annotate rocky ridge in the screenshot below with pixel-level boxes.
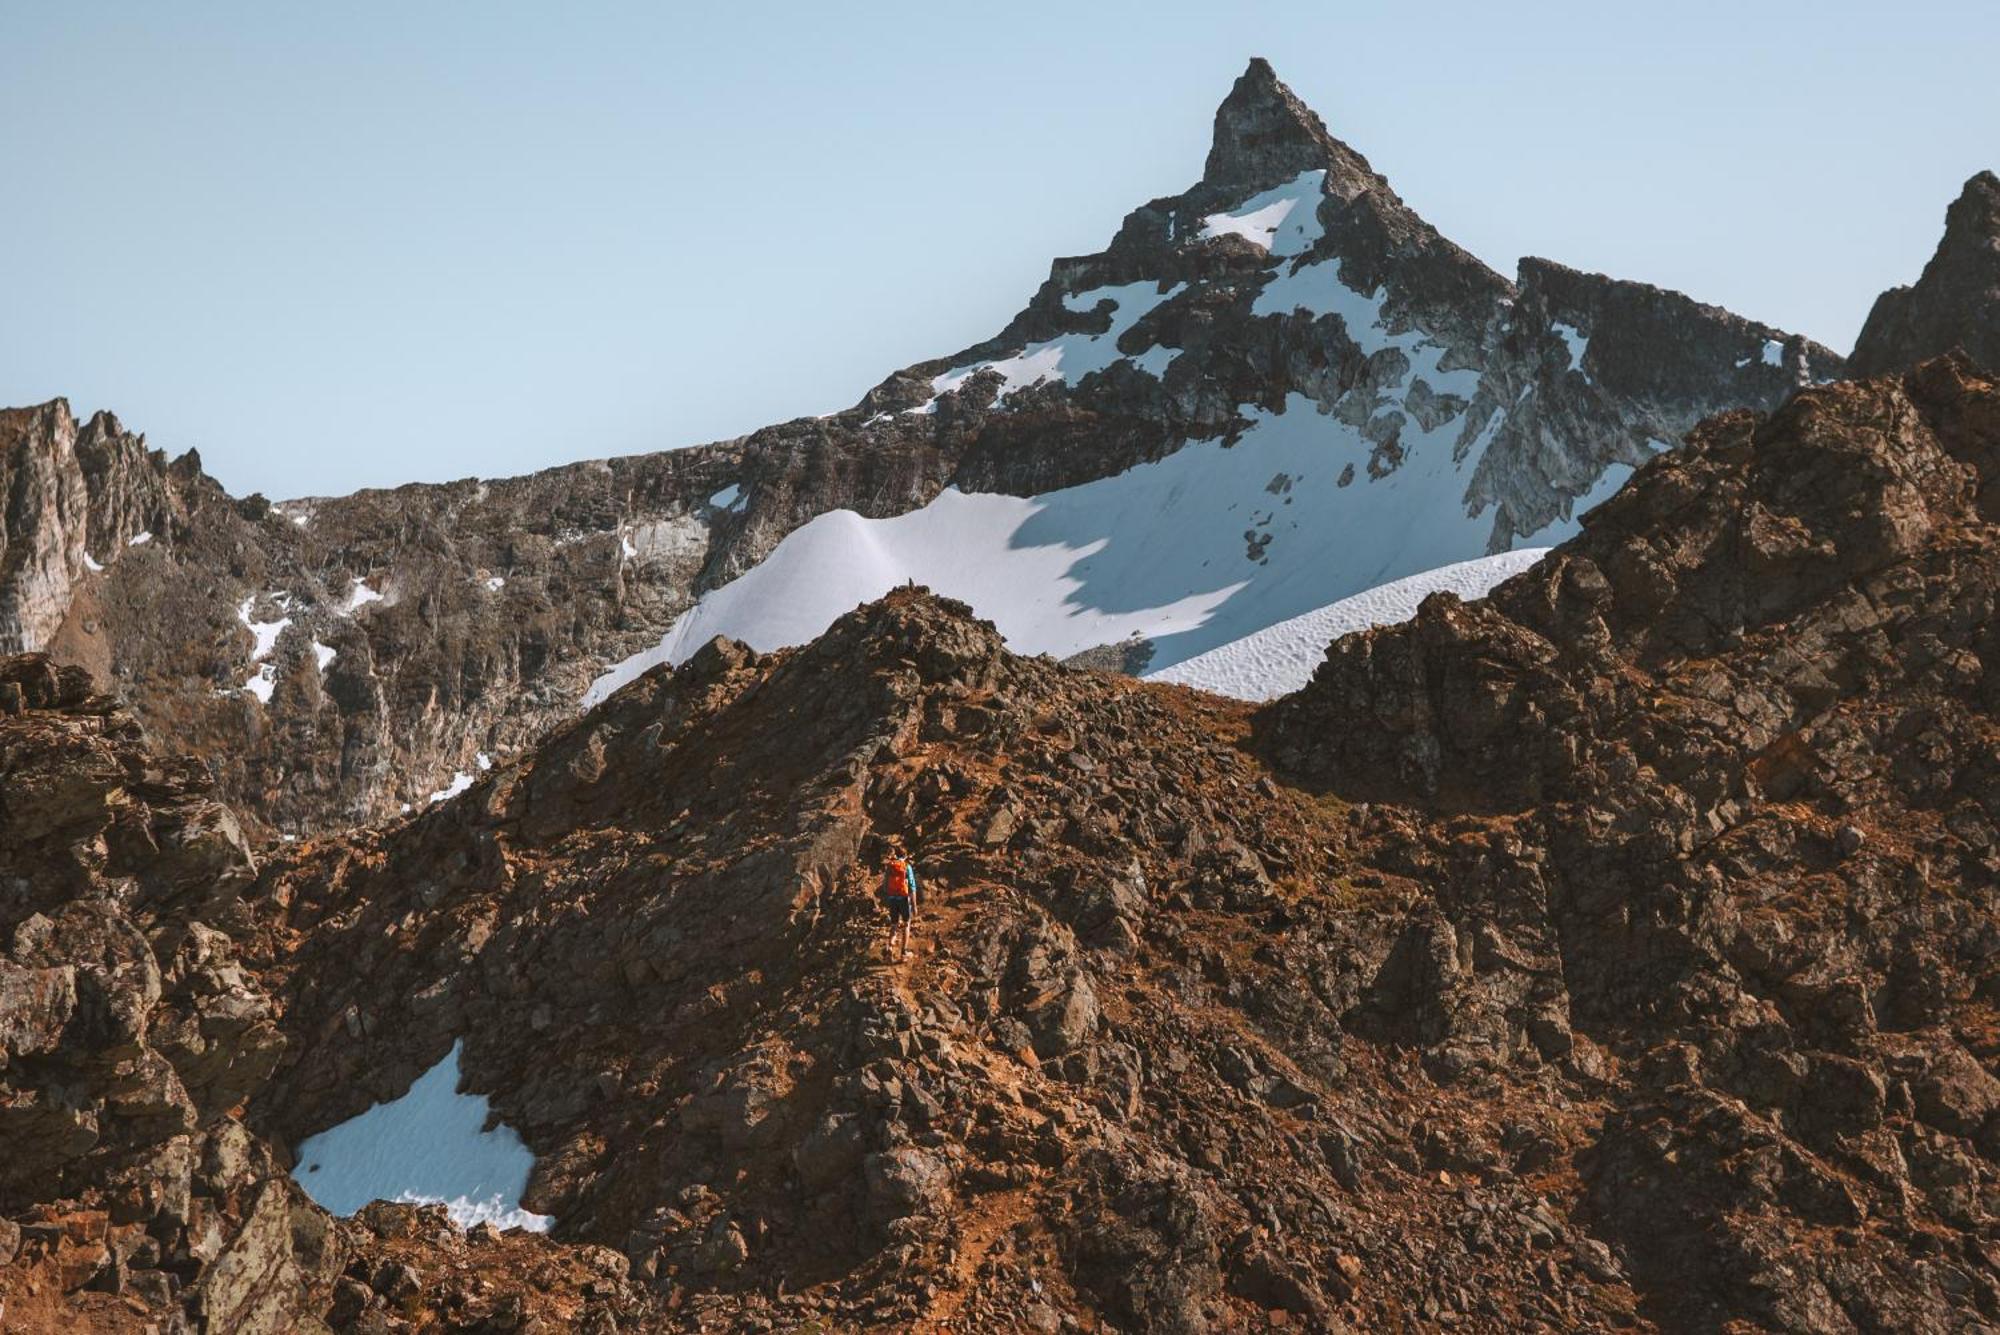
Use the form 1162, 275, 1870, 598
7, 355, 1999, 1330
0, 656, 647, 1332
1, 59, 1869, 835
1852, 170, 2000, 377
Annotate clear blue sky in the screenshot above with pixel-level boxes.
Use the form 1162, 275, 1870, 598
5, 3, 1994, 499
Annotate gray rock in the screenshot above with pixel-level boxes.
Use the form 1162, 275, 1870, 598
863, 1147, 952, 1222
1851, 172, 2000, 376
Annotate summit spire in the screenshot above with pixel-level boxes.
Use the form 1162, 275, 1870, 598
1850, 170, 2000, 375
1202, 57, 1380, 200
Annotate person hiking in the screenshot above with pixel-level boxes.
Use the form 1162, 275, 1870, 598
879, 839, 920, 961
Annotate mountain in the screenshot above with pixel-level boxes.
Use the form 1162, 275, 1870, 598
0, 58, 1922, 838
1851, 171, 2000, 376
5, 353, 1998, 1331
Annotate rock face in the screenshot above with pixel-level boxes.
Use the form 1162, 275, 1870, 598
4, 355, 2000, 1331
0, 402, 177, 656
0, 404, 88, 654
1261, 354, 2000, 1327
0, 60, 1853, 837
0, 655, 650, 1331
1851, 171, 2000, 376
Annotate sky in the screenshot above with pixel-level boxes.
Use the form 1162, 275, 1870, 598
4, 3, 1995, 500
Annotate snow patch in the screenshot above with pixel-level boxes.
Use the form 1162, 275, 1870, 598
343, 578, 385, 613
82, 552, 104, 573
237, 596, 291, 663
1198, 170, 1326, 256
1148, 550, 1548, 701
1737, 339, 1786, 370
312, 641, 337, 674
1252, 259, 1385, 324
291, 1040, 551, 1233
1251, 260, 1479, 404
917, 279, 1187, 411
128, 531, 152, 546
235, 595, 293, 703
1130, 345, 1181, 380
1553, 322, 1590, 380
483, 576, 505, 593
427, 771, 475, 805
242, 665, 277, 705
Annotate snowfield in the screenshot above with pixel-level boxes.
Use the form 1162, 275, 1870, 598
1145, 549, 1549, 701
576, 164, 1652, 713
291, 1040, 552, 1232
1199, 170, 1326, 254
583, 392, 1632, 708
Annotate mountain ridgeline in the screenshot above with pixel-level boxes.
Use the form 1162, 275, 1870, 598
10, 58, 1993, 837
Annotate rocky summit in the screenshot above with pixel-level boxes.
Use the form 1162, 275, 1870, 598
6, 352, 2000, 1331
0, 59, 1902, 839
1851, 171, 2000, 378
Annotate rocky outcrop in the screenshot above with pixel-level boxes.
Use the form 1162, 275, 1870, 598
1464, 257, 1831, 546
1851, 171, 2000, 375
1, 404, 92, 655
0, 654, 652, 1331
1202, 56, 1382, 199
1260, 354, 2000, 1328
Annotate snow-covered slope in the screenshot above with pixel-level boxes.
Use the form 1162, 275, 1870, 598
583, 399, 1629, 707
291, 1041, 552, 1231
1145, 549, 1549, 701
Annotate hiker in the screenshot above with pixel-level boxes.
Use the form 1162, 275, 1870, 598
879, 840, 920, 961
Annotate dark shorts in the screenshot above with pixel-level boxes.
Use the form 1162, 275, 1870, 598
885, 895, 912, 923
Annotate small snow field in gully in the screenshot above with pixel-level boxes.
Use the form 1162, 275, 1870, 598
291, 1040, 553, 1232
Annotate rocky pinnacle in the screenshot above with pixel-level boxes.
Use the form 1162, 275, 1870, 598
1850, 169, 2000, 375
1202, 56, 1381, 199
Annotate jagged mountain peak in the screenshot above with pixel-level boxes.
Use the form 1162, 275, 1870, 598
1936, 169, 2000, 274
1949, 168, 2000, 228
1850, 168, 2000, 376
1202, 56, 1381, 200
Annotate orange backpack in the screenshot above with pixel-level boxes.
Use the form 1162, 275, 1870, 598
880, 857, 910, 901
